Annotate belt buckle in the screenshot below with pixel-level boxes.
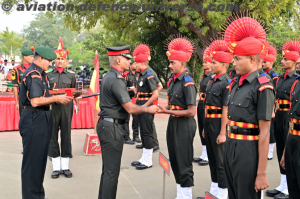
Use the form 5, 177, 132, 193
205, 108, 207, 114
290, 122, 294, 130
276, 102, 279, 109
227, 125, 230, 132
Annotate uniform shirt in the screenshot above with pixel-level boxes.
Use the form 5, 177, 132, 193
205, 73, 230, 108
289, 77, 300, 119
98, 67, 131, 120
148, 66, 161, 84
199, 71, 214, 93
137, 67, 157, 101
20, 63, 50, 108
227, 70, 275, 124
125, 69, 138, 97
265, 68, 278, 86
168, 71, 197, 109
46, 68, 76, 89
228, 69, 238, 79
11, 64, 29, 85
275, 70, 298, 100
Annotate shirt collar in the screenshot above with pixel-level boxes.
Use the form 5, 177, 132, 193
140, 67, 149, 75
238, 70, 259, 85
110, 66, 123, 74
265, 68, 272, 73
284, 70, 296, 79
205, 71, 213, 77
214, 73, 226, 81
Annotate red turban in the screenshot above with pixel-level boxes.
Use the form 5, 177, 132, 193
203, 48, 212, 63
166, 38, 193, 62
264, 45, 277, 62
54, 37, 69, 58
209, 40, 233, 63
133, 44, 151, 63
224, 17, 266, 56
282, 41, 300, 61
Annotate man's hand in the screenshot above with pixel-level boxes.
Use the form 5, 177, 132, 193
56, 95, 73, 105
146, 105, 159, 114
280, 153, 285, 170
16, 103, 19, 110
216, 134, 226, 144
158, 104, 167, 113
202, 130, 205, 139
254, 174, 269, 192
74, 92, 82, 98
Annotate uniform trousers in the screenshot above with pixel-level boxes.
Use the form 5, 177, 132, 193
285, 133, 300, 199
274, 111, 289, 174
48, 102, 73, 158
203, 117, 226, 188
197, 100, 206, 145
97, 119, 125, 199
124, 114, 139, 139
224, 138, 262, 199
270, 118, 276, 143
167, 116, 196, 187
19, 109, 52, 199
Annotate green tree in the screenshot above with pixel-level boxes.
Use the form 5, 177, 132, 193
68, 42, 94, 68
1, 27, 24, 60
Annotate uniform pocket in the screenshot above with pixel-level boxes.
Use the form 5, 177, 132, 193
63, 78, 72, 87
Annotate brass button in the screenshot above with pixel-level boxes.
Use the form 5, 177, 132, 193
239, 103, 241, 105
231, 102, 233, 104
296, 100, 298, 102
214, 93, 215, 94
291, 113, 293, 114
237, 88, 239, 89
176, 95, 177, 97
229, 116, 231, 118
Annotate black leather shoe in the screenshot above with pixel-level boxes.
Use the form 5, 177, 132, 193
51, 170, 61, 179
62, 169, 73, 178
198, 159, 209, 166
196, 197, 205, 199
136, 164, 152, 170
124, 139, 135, 145
266, 189, 281, 197
153, 146, 160, 152
70, 154, 73, 158
131, 161, 142, 166
21, 150, 23, 154
274, 193, 289, 199
193, 157, 203, 162
136, 144, 143, 149
49, 157, 52, 161
133, 137, 142, 143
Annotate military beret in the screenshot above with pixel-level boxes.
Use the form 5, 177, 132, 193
35, 46, 57, 60
22, 49, 34, 56
130, 58, 135, 64
106, 45, 132, 59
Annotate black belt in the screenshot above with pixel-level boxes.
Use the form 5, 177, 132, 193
279, 104, 290, 109
138, 94, 152, 98
229, 126, 259, 136
206, 109, 222, 114
100, 117, 126, 124
292, 123, 300, 131
24, 105, 51, 111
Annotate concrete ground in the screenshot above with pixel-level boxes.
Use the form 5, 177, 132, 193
0, 116, 282, 199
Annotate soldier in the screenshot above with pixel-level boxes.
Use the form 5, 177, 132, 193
193, 47, 214, 166
263, 45, 278, 160
280, 48, 300, 199
11, 48, 34, 117
158, 36, 197, 199
97, 45, 158, 199
223, 16, 275, 199
266, 41, 299, 199
19, 46, 73, 199
123, 58, 141, 144
46, 38, 79, 179
131, 44, 159, 170
135, 66, 162, 151
197, 40, 232, 199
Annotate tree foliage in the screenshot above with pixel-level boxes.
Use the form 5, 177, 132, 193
1, 27, 24, 60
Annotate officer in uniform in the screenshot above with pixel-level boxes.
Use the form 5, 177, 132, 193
123, 58, 141, 144
97, 45, 158, 199
197, 40, 232, 199
19, 46, 73, 199
11, 47, 34, 117
262, 45, 279, 160
47, 38, 79, 179
281, 55, 300, 199
266, 41, 299, 199
131, 44, 159, 170
193, 47, 214, 166
158, 36, 197, 199
223, 16, 275, 199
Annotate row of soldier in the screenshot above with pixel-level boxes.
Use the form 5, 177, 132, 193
16, 13, 300, 199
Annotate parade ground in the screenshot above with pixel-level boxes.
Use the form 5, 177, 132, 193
0, 106, 283, 199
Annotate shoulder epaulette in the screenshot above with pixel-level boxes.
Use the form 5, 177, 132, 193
258, 85, 274, 91
23, 70, 42, 86
272, 72, 278, 77
147, 72, 152, 76
46, 68, 54, 73
295, 75, 300, 81
258, 76, 270, 84
261, 72, 266, 76
228, 78, 237, 93
168, 76, 173, 88
184, 76, 191, 82
184, 82, 195, 87
228, 78, 232, 83
67, 69, 75, 74
15, 65, 22, 70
